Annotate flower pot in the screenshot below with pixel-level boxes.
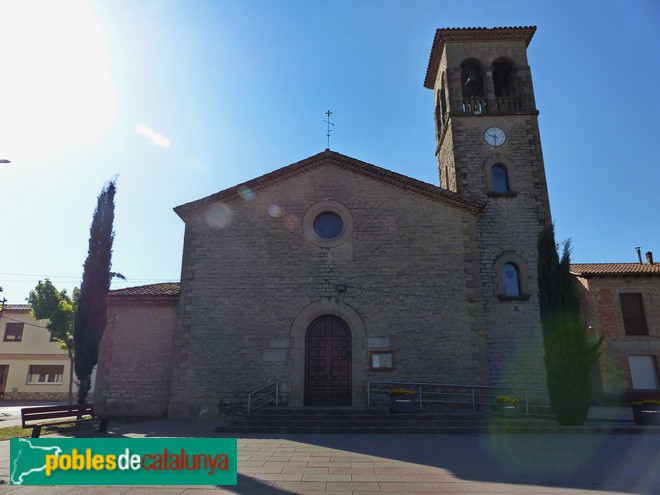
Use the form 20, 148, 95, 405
389, 396, 417, 413
499, 405, 519, 418
632, 405, 660, 425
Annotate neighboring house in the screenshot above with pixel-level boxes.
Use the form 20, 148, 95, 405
96, 26, 556, 418
0, 304, 71, 400
571, 257, 660, 399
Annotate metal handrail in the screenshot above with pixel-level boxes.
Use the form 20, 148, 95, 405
247, 381, 279, 413
368, 380, 550, 415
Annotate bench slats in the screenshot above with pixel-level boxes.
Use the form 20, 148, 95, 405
22, 405, 94, 427
21, 404, 108, 438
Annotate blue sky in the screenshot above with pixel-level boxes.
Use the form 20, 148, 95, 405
0, 0, 658, 304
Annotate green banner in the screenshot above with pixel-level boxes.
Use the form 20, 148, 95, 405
10, 438, 237, 486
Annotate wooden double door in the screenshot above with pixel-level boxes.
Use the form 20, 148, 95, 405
304, 316, 352, 406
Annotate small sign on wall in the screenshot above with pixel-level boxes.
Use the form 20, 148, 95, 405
370, 351, 393, 370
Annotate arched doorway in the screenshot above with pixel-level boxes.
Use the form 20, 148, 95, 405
305, 315, 352, 406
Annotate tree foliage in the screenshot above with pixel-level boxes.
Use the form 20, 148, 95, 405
28, 279, 77, 403
537, 224, 603, 425
74, 179, 118, 403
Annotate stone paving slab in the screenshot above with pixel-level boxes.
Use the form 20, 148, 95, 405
0, 418, 659, 494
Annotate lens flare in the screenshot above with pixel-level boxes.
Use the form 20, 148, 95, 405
268, 205, 283, 218
205, 204, 232, 229
237, 186, 255, 201
283, 214, 300, 230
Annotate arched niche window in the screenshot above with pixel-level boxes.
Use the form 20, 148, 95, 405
460, 61, 485, 112
494, 253, 529, 301
440, 86, 447, 121
435, 92, 442, 134
502, 263, 521, 297
483, 156, 516, 197
491, 164, 509, 193
435, 86, 448, 136
492, 61, 517, 97
492, 60, 520, 112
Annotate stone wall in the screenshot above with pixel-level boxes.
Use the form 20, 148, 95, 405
95, 301, 178, 417
431, 37, 550, 389
169, 161, 489, 417
574, 275, 660, 398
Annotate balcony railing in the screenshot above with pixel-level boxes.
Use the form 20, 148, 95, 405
462, 98, 487, 113
495, 97, 522, 112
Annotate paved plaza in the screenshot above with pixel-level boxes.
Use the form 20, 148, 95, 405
0, 417, 659, 494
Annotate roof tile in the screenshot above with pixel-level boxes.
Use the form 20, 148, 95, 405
2, 304, 32, 312
570, 263, 660, 276
108, 283, 180, 298
174, 150, 484, 219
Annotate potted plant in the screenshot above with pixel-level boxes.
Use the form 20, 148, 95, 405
388, 388, 416, 413
631, 400, 660, 425
495, 395, 520, 417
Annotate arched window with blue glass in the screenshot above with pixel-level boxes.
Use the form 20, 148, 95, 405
502, 262, 521, 297
491, 164, 509, 193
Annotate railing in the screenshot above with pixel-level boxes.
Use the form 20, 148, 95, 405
461, 97, 522, 114
368, 380, 551, 415
462, 98, 487, 113
247, 381, 279, 413
495, 97, 521, 112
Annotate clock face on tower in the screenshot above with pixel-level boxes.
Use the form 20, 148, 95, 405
484, 127, 506, 147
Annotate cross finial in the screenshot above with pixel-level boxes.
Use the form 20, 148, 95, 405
323, 110, 334, 150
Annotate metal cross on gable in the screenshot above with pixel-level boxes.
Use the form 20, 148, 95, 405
324, 110, 334, 150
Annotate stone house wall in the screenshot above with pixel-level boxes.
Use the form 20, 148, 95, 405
574, 274, 660, 398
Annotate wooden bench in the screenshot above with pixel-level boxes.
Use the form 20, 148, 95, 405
21, 404, 109, 438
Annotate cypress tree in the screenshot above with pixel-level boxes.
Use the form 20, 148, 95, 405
73, 179, 117, 403
537, 224, 602, 425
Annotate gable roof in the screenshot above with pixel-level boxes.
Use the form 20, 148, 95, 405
570, 263, 660, 277
424, 26, 537, 89
174, 149, 484, 220
2, 304, 32, 313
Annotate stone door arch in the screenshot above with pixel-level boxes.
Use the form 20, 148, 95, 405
289, 298, 366, 406
305, 315, 352, 406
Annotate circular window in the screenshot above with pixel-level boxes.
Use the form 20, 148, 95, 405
303, 200, 353, 248
313, 212, 344, 239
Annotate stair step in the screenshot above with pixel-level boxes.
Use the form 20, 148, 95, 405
216, 407, 561, 434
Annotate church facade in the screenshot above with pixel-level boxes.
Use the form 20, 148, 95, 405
96, 26, 553, 418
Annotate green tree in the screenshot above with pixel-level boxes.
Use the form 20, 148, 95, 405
28, 279, 78, 404
537, 224, 603, 425
74, 178, 119, 403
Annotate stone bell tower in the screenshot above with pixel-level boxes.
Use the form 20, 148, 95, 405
425, 26, 551, 387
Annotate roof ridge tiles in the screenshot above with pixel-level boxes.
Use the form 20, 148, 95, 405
174, 150, 484, 220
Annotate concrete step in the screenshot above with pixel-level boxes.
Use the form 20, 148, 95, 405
214, 408, 568, 434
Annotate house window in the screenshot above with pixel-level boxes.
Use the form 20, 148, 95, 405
27, 365, 64, 384
502, 263, 521, 297
628, 356, 659, 389
491, 164, 509, 193
619, 293, 649, 335
49, 332, 59, 342
4, 322, 24, 342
